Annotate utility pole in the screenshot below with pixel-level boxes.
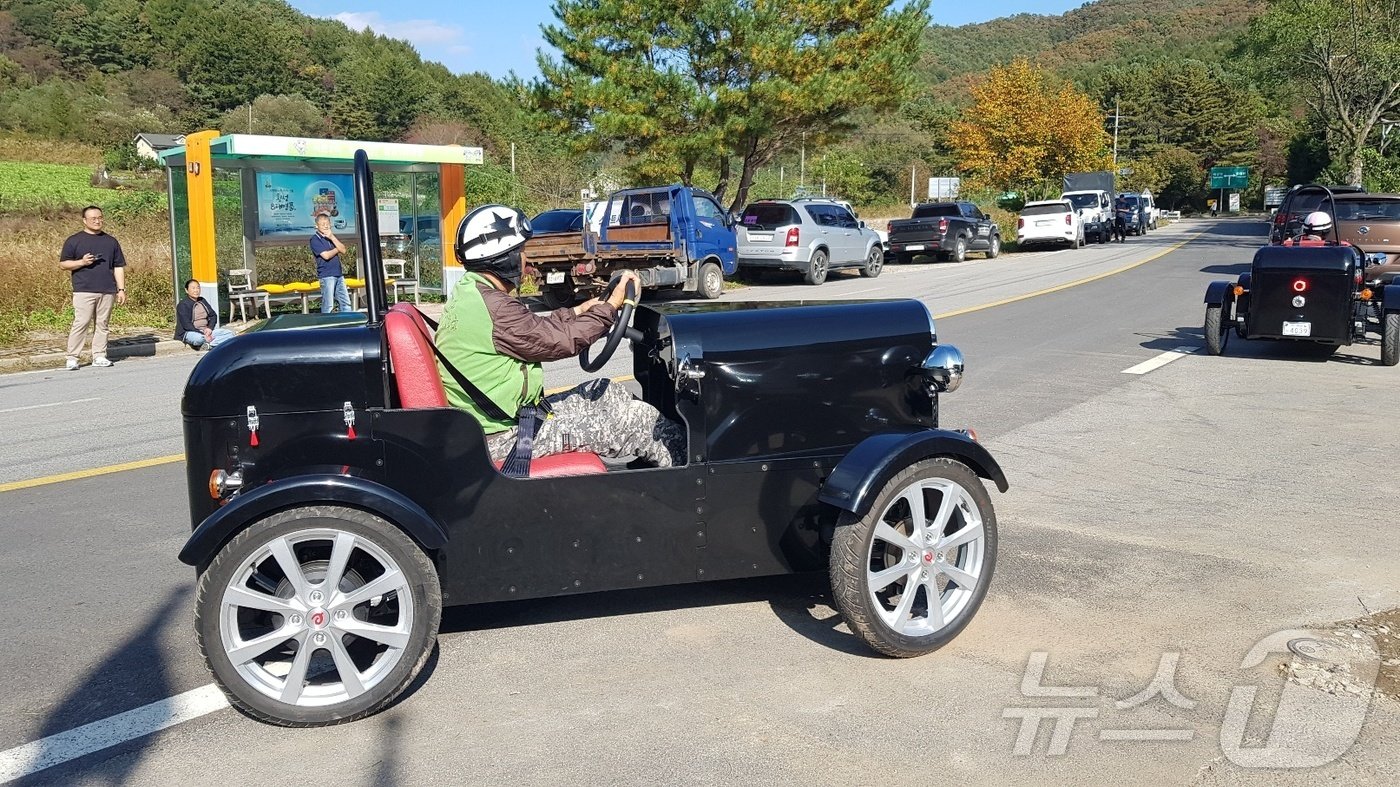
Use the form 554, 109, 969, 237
799, 133, 806, 192
821, 154, 826, 197
910, 164, 916, 207
779, 165, 784, 196
248, 102, 253, 133
1112, 96, 1120, 169
510, 142, 516, 175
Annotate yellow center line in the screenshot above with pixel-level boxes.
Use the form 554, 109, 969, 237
2, 233, 1200, 494
0, 453, 186, 494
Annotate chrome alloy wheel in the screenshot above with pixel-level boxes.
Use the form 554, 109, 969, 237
864, 478, 987, 637
219, 528, 414, 707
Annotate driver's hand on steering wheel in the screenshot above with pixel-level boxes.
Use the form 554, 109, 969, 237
606, 270, 641, 312
571, 297, 604, 317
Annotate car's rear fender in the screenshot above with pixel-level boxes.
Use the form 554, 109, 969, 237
1205, 280, 1236, 306
178, 474, 448, 568
1382, 284, 1400, 312
818, 429, 1008, 518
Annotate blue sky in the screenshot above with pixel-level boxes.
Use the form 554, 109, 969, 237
287, 1, 1084, 81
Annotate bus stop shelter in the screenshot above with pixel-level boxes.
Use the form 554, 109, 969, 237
158, 131, 482, 317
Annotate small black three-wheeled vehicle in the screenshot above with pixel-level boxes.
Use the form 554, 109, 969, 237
178, 152, 1008, 726
1203, 189, 1400, 365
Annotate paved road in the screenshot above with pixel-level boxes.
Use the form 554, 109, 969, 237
2, 218, 1397, 785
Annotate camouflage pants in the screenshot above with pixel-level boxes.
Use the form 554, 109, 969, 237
485, 378, 687, 467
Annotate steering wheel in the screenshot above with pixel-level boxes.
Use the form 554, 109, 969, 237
579, 275, 642, 372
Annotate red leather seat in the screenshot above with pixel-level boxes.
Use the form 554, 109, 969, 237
384, 305, 605, 476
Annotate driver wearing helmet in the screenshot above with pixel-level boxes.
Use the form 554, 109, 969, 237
436, 204, 685, 470
1283, 210, 1339, 246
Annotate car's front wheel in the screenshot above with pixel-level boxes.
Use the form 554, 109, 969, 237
829, 458, 997, 658
698, 260, 725, 299
860, 246, 883, 278
986, 234, 1000, 259
196, 506, 441, 726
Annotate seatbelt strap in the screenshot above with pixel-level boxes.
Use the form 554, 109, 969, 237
407, 307, 542, 478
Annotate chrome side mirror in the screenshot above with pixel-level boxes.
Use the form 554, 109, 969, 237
920, 344, 965, 393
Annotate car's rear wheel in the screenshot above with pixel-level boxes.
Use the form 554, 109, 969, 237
196, 506, 441, 726
1382, 311, 1400, 367
1204, 303, 1229, 355
860, 246, 883, 278
829, 458, 997, 658
986, 234, 1000, 259
540, 284, 577, 310
698, 260, 724, 299
804, 250, 829, 285
951, 236, 968, 262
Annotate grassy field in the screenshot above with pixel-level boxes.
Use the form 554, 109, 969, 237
0, 161, 166, 219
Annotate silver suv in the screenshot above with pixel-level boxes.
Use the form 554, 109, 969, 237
737, 199, 885, 285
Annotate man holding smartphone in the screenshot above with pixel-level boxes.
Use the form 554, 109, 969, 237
59, 205, 126, 370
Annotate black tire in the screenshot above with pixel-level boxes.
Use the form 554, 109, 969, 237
196, 506, 441, 727
698, 260, 724, 299
986, 234, 1000, 259
540, 284, 577, 310
829, 458, 997, 658
951, 236, 967, 262
1383, 311, 1400, 367
804, 249, 829, 285
1204, 303, 1229, 355
860, 246, 884, 278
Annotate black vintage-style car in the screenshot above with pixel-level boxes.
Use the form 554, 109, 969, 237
177, 152, 1008, 726
1203, 188, 1399, 365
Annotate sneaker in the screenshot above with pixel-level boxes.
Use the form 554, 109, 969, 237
91, 356, 113, 368
65, 358, 79, 371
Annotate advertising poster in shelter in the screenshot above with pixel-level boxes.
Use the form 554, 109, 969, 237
255, 172, 356, 243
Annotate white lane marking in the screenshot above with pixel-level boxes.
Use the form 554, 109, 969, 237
842, 286, 883, 296
1122, 346, 1197, 375
0, 397, 101, 415
0, 684, 227, 782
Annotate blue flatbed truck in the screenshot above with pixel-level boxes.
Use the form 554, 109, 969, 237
521, 184, 738, 308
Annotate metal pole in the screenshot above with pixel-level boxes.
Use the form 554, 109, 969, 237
779, 165, 784, 196
248, 102, 253, 133
1112, 96, 1120, 169
510, 142, 516, 175
910, 165, 916, 206
800, 133, 806, 191
821, 155, 826, 197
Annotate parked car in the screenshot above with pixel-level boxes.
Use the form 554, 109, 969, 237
1269, 184, 1367, 244
178, 150, 1008, 727
1139, 190, 1158, 230
382, 215, 440, 259
1062, 171, 1116, 243
1016, 199, 1082, 249
887, 201, 1001, 263
529, 208, 584, 235
1115, 193, 1149, 235
737, 199, 884, 285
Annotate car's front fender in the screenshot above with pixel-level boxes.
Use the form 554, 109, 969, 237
178, 474, 448, 567
818, 429, 1008, 518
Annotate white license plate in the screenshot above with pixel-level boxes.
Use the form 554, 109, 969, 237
746, 233, 773, 242
1035, 220, 1051, 226
545, 271, 566, 284
1282, 321, 1311, 337
905, 244, 925, 251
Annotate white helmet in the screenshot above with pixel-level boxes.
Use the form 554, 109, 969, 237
453, 204, 532, 285
1302, 210, 1333, 235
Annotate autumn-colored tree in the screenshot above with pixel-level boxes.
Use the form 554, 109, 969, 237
948, 59, 1110, 194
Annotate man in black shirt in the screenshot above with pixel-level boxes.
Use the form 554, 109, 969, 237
59, 206, 127, 369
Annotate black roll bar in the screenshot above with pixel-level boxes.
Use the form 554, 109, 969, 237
353, 150, 387, 322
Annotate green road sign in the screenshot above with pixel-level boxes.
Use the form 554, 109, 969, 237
1210, 166, 1249, 189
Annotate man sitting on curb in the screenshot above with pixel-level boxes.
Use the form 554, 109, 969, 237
176, 278, 236, 350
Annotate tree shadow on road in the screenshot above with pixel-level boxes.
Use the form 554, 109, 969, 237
15, 586, 189, 786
